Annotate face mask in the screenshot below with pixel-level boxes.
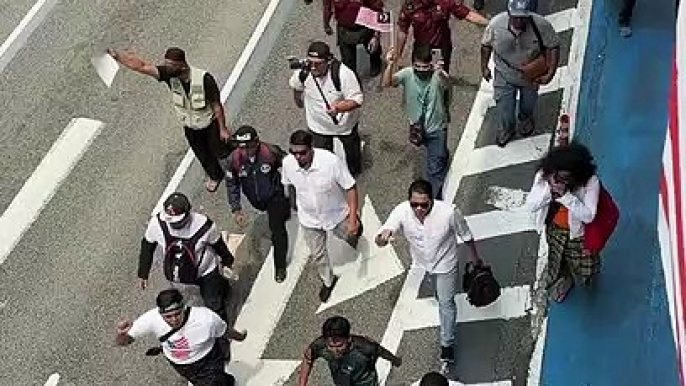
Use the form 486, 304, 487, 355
165, 65, 185, 77
414, 69, 434, 81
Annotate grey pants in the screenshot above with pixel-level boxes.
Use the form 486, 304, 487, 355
301, 217, 359, 287
494, 80, 539, 134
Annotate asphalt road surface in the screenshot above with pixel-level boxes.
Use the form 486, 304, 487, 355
0, 0, 584, 385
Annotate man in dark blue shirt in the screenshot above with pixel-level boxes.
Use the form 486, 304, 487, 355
221, 126, 290, 282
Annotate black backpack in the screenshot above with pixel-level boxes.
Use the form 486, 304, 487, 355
157, 215, 213, 284
298, 59, 362, 92
462, 262, 501, 307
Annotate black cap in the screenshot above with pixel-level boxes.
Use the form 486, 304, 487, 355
233, 125, 259, 143
307, 41, 332, 59
156, 289, 185, 314
164, 47, 186, 62
161, 192, 191, 223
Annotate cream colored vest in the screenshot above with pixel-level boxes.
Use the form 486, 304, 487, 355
169, 67, 214, 129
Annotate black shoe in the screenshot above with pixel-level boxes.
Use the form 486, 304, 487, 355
496, 129, 515, 148
473, 0, 485, 10
304, 0, 313, 3
275, 268, 287, 283
518, 115, 535, 137
440, 346, 455, 363
319, 276, 339, 303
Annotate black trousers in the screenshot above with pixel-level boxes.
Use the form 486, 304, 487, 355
337, 25, 382, 76
196, 268, 231, 322
619, 0, 638, 25
170, 341, 235, 386
310, 124, 362, 176
266, 194, 290, 270
184, 120, 229, 182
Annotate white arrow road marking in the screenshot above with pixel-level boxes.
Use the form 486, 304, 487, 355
485, 187, 529, 212
0, 0, 60, 74
44, 373, 60, 386
221, 232, 246, 256
463, 135, 552, 178
403, 285, 532, 331
226, 218, 305, 385
0, 118, 104, 264
317, 195, 406, 313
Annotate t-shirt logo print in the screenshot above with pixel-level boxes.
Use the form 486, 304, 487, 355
167, 335, 192, 360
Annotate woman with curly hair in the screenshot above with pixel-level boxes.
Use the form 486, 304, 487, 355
526, 142, 600, 303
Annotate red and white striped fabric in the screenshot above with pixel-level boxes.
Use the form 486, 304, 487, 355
660, 2, 686, 383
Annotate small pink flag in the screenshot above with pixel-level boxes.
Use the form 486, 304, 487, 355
355, 7, 392, 33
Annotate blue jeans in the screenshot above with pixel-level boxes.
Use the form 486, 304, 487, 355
431, 268, 459, 347
424, 128, 449, 198
494, 81, 539, 133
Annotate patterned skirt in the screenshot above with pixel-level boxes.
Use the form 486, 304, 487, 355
545, 223, 601, 285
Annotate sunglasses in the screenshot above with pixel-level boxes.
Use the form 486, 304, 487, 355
289, 149, 310, 156
410, 201, 430, 209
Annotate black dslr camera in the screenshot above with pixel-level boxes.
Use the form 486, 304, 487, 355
287, 56, 311, 70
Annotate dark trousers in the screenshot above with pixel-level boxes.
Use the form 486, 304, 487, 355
184, 120, 226, 182
310, 125, 362, 176
196, 268, 231, 322
619, 0, 638, 25
337, 25, 382, 76
266, 194, 290, 270
171, 341, 235, 386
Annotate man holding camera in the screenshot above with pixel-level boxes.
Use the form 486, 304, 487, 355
382, 44, 451, 199
323, 0, 384, 77
289, 41, 364, 177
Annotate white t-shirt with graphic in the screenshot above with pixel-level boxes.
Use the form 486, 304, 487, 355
127, 306, 227, 364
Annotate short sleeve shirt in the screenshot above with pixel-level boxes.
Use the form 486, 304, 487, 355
481, 13, 560, 87
305, 335, 382, 386
127, 306, 227, 365
143, 212, 222, 278
156, 66, 221, 104
393, 67, 448, 133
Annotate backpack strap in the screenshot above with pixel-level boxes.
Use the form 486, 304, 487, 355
330, 59, 342, 92
157, 214, 173, 245
189, 218, 214, 247
145, 306, 193, 356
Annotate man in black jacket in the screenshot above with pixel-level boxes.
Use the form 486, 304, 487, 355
221, 125, 291, 283
137, 192, 235, 323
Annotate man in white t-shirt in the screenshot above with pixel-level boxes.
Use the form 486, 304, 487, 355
137, 192, 235, 322
375, 179, 483, 369
282, 130, 362, 303
115, 289, 247, 385
289, 41, 364, 176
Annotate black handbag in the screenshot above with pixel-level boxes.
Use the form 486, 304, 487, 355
462, 262, 501, 307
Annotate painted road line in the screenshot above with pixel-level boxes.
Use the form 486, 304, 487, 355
317, 196, 405, 313
546, 8, 579, 32
411, 379, 512, 386
463, 134, 552, 177
226, 218, 304, 385
465, 209, 535, 242
152, 0, 290, 216
403, 285, 532, 331
221, 231, 246, 256
0, 0, 59, 73
0, 118, 104, 264
44, 373, 60, 386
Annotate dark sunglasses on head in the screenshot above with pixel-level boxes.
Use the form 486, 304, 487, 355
410, 201, 430, 209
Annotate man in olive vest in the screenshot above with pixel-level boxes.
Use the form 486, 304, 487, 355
108, 47, 232, 192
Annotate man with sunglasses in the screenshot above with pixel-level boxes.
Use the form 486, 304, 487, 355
298, 316, 401, 386
375, 179, 483, 368
221, 125, 291, 283
137, 192, 235, 324
108, 47, 233, 193
115, 288, 247, 385
281, 130, 362, 303
290, 41, 364, 176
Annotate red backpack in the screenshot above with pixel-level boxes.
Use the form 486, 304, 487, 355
583, 184, 619, 254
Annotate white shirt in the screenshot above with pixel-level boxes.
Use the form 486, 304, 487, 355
525, 171, 600, 239
281, 148, 356, 230
378, 200, 474, 274
127, 306, 227, 365
289, 64, 363, 136
144, 212, 221, 278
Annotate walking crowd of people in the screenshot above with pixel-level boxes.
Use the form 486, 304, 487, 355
106, 0, 619, 384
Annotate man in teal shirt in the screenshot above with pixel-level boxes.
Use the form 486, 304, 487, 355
382, 43, 450, 198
